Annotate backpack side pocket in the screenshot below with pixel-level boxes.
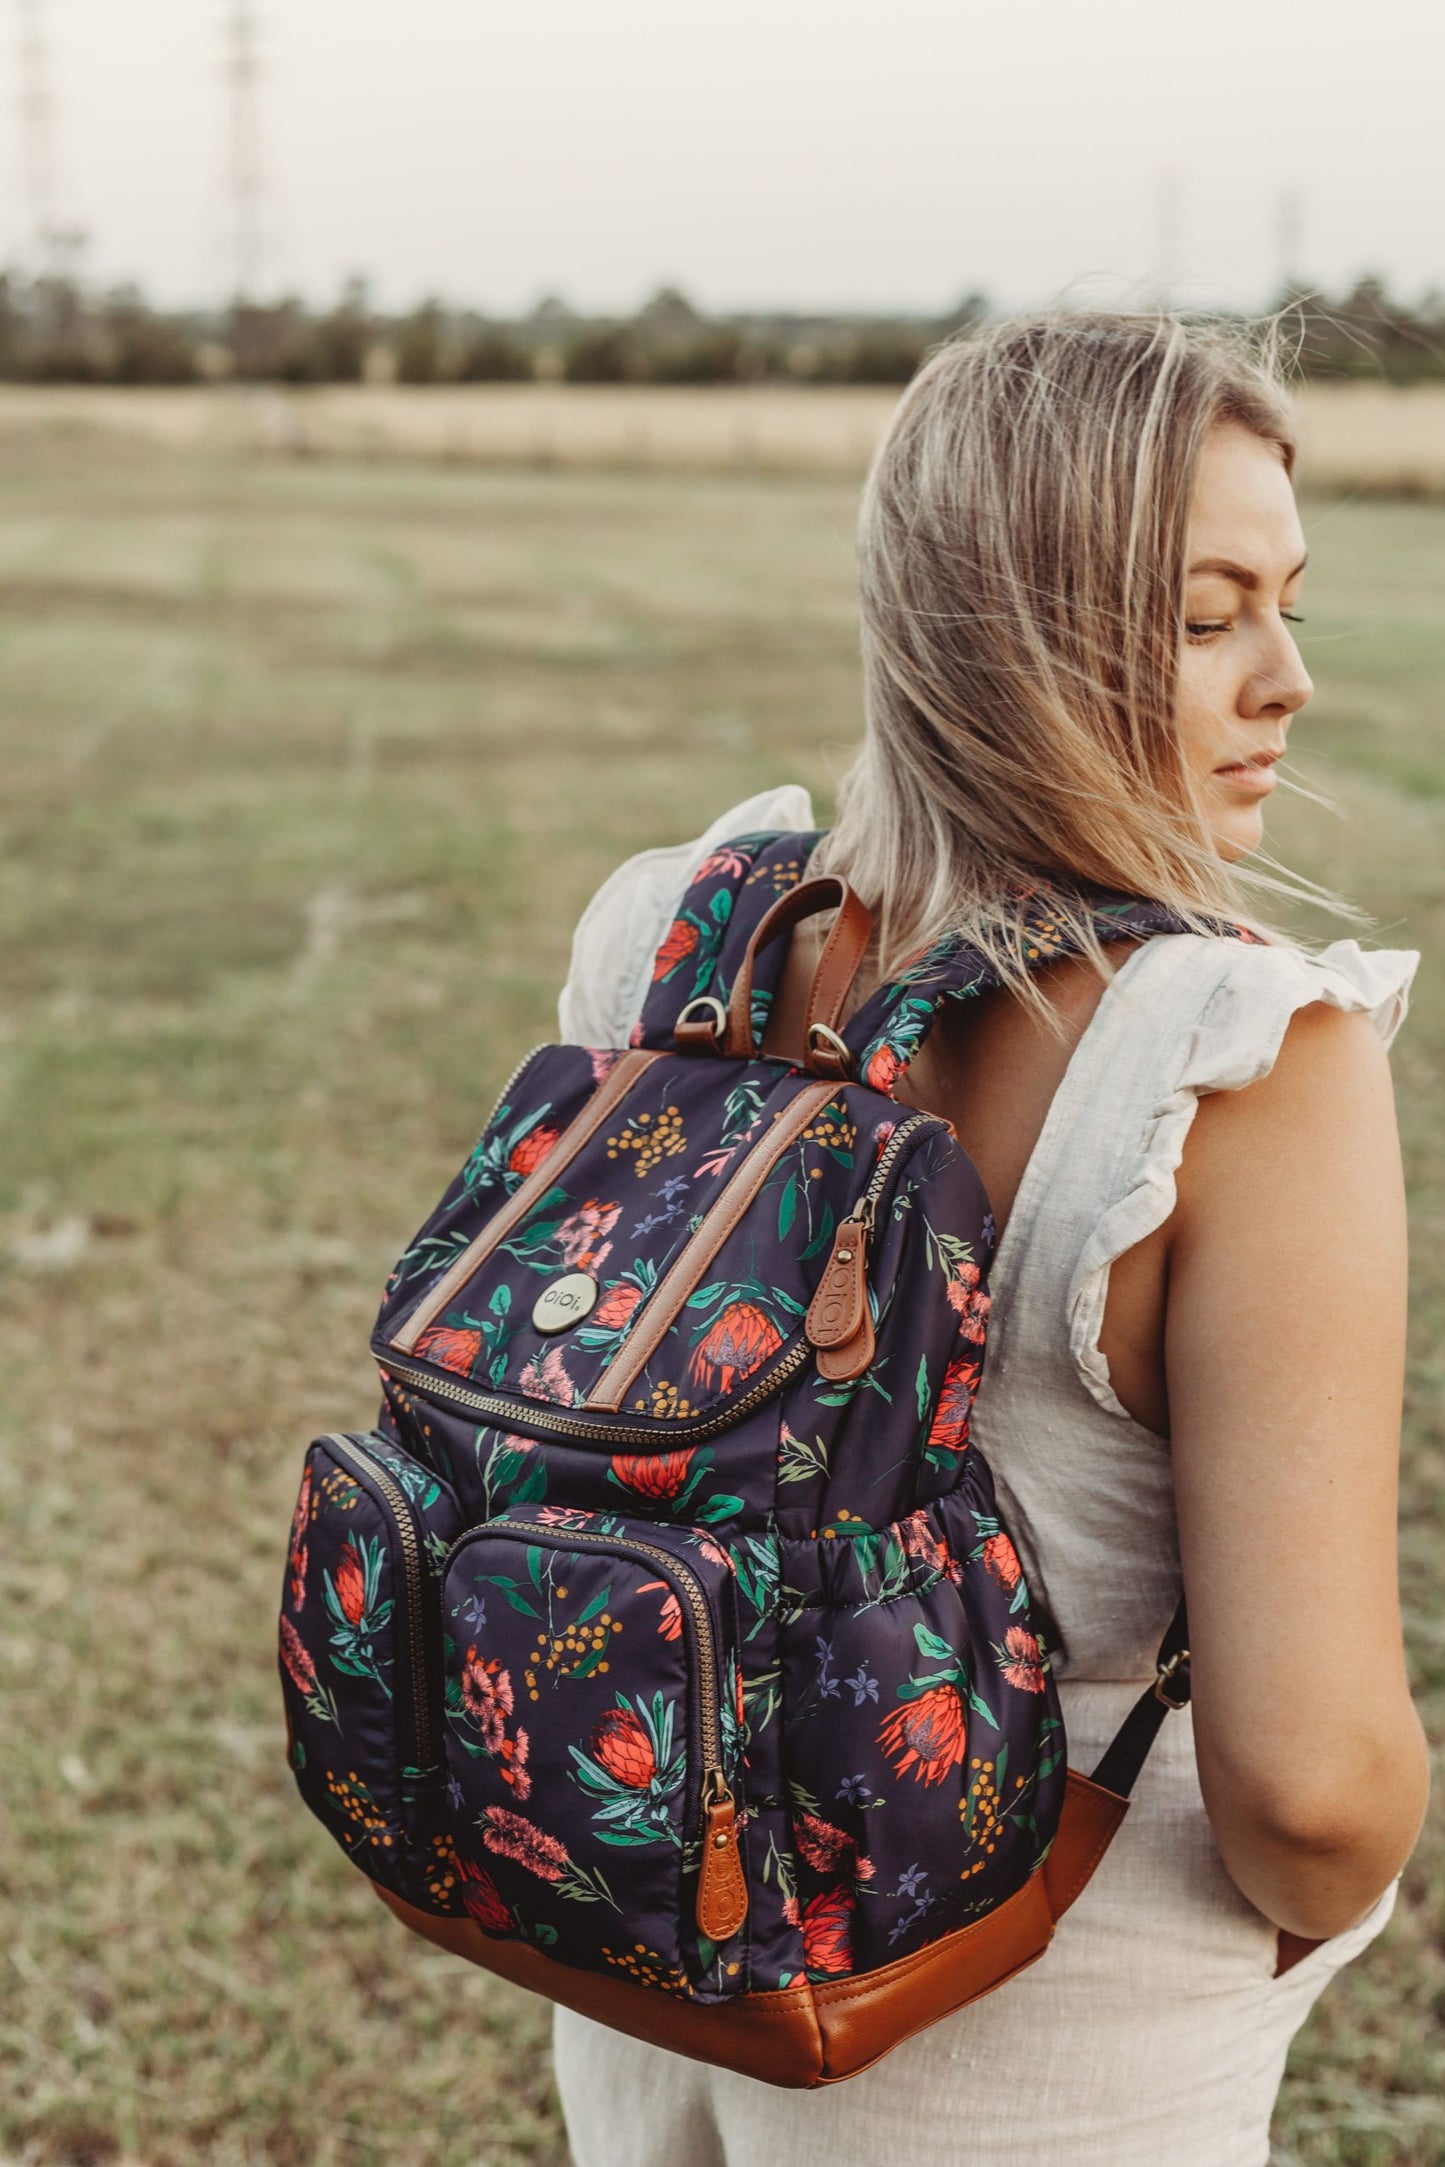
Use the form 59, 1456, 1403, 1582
278, 1431, 464, 1915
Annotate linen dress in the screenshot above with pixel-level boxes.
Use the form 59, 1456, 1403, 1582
551, 784, 1418, 2167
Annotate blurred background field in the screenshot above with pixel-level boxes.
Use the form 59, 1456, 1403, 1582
3, 380, 1445, 496
0, 437, 1441, 2165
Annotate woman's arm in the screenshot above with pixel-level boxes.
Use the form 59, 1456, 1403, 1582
1168, 999, 1429, 1940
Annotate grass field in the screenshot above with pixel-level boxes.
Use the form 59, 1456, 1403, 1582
0, 440, 1441, 2166
2, 380, 1445, 494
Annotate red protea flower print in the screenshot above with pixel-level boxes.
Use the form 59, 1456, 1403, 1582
288, 1468, 311, 1610
556, 1198, 622, 1272
591, 1706, 656, 1789
415, 1324, 484, 1377
458, 1857, 514, 1933
334, 1538, 367, 1626
877, 1683, 967, 1785
871, 1119, 897, 1159
610, 1449, 695, 1500
629, 1017, 645, 1048
865, 1043, 903, 1096
479, 1807, 569, 1881
945, 1258, 981, 1311
508, 1123, 559, 1177
638, 1580, 683, 1640
592, 1280, 643, 1331
982, 1533, 1022, 1591
652, 917, 699, 982
279, 1615, 317, 1696
801, 1887, 855, 1977
686, 1301, 782, 1394
926, 1351, 982, 1457
795, 1812, 854, 1874
460, 1647, 514, 1752
998, 1625, 1046, 1693
588, 1047, 623, 1083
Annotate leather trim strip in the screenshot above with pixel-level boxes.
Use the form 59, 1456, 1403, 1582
373, 1772, 1125, 2087
722, 876, 871, 1061
389, 1049, 661, 1356
1041, 1769, 1128, 1922
585, 1078, 845, 1411
802, 885, 873, 1042
374, 1859, 1052, 2088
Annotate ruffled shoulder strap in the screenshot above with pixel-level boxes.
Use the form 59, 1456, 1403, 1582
1056, 933, 1420, 1425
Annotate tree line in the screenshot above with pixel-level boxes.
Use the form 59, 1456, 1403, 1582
1, 276, 1440, 388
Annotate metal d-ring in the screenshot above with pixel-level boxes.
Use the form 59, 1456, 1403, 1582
1152, 1648, 1192, 1709
806, 1022, 855, 1077
676, 995, 727, 1045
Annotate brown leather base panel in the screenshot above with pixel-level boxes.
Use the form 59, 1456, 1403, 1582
374, 1771, 1126, 2088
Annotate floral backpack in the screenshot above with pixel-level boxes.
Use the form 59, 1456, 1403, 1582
277, 828, 1214, 2088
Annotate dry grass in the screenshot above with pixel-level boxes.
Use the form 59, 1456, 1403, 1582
1, 380, 1444, 493
0, 444, 1439, 2164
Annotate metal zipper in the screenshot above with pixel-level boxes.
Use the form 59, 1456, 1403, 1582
862, 1109, 933, 1220
376, 1108, 938, 1441
324, 1432, 434, 1768
480, 1043, 547, 1135
455, 1517, 727, 1824
378, 1336, 813, 1445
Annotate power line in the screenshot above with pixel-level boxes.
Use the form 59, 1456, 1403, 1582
17, 0, 58, 274
1276, 185, 1304, 296
224, 0, 266, 302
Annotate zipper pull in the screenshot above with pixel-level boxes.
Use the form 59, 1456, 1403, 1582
696, 1769, 749, 1944
805, 1211, 875, 1382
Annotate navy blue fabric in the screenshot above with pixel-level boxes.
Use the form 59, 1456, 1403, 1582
279, 831, 1249, 2016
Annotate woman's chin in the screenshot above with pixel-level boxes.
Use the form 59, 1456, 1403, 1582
1210, 808, 1265, 863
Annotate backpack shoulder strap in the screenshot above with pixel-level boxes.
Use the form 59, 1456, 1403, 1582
634, 829, 826, 1052
840, 885, 1257, 1093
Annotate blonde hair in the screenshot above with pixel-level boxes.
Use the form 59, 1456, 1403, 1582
813, 309, 1354, 1016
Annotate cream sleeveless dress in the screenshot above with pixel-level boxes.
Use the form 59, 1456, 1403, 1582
551, 786, 1418, 2167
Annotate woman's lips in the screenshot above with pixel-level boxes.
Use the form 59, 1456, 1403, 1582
1213, 757, 1279, 796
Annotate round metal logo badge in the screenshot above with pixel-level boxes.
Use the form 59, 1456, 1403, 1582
531, 1271, 599, 1335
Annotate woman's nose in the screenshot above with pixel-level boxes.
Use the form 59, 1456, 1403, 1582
1242, 635, 1313, 718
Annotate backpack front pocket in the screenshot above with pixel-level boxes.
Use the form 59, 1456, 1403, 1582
278, 1430, 464, 1914
441, 1510, 750, 2000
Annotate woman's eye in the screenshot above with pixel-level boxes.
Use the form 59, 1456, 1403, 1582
1281, 612, 1306, 625
1185, 620, 1231, 641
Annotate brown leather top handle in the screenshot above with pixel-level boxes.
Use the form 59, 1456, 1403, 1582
676, 876, 873, 1071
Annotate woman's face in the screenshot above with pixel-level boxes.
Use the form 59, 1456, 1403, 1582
1175, 422, 1313, 862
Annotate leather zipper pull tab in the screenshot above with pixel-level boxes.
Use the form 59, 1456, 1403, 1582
697, 1773, 748, 1943
806, 1211, 875, 1382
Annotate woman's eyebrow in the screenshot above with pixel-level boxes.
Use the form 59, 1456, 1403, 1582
1187, 554, 1309, 589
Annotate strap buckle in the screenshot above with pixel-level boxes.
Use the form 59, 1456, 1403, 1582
805, 1021, 855, 1079
1152, 1648, 1192, 1709
674, 995, 727, 1053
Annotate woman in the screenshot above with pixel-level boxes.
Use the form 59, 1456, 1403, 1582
551, 314, 1428, 2164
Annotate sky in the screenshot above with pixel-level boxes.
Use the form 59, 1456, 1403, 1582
3, 0, 1441, 316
